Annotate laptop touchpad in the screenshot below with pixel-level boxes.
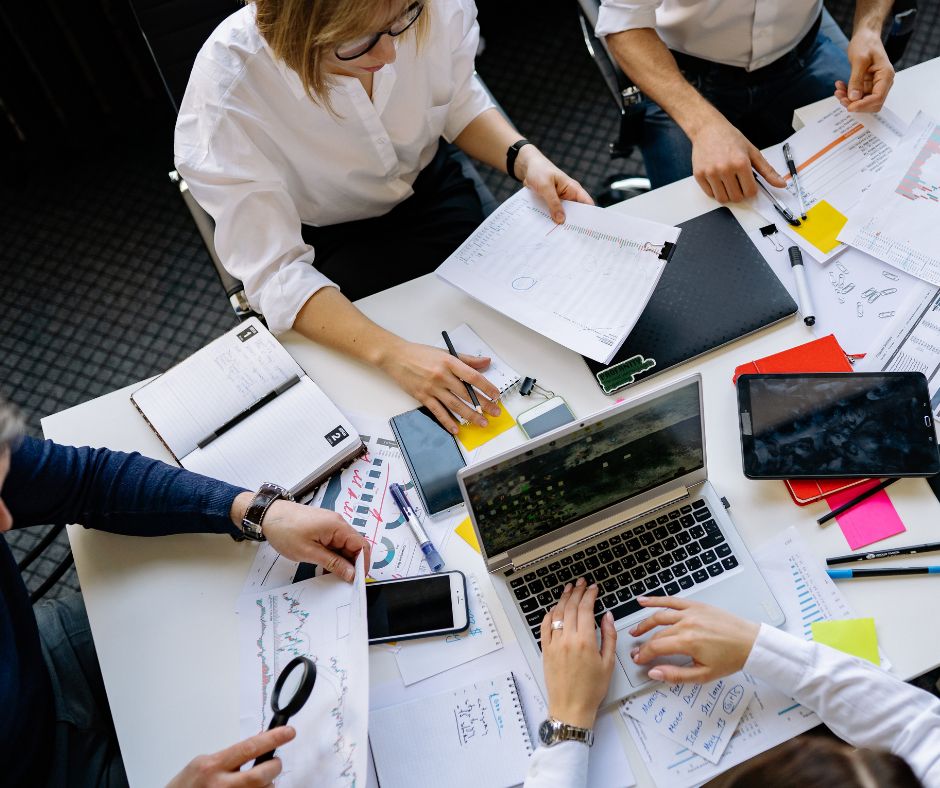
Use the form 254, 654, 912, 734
615, 631, 693, 687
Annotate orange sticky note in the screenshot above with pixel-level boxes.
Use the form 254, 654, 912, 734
456, 405, 516, 451
455, 517, 481, 554
793, 199, 847, 254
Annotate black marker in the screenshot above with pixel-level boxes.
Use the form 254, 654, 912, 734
827, 540, 940, 566
197, 374, 301, 448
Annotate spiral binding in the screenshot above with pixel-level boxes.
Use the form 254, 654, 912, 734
470, 575, 502, 647
505, 673, 534, 755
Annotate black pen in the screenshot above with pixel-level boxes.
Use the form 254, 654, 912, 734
441, 330, 482, 414
783, 143, 809, 220
817, 478, 898, 525
827, 540, 940, 566
753, 169, 801, 227
828, 566, 940, 579
197, 374, 301, 448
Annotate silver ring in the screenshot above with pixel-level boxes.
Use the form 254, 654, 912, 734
551, 620, 564, 631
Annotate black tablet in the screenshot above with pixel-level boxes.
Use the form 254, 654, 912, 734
736, 372, 940, 479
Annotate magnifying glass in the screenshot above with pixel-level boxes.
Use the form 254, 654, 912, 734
253, 655, 317, 765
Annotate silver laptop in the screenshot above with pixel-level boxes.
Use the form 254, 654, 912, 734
457, 374, 784, 704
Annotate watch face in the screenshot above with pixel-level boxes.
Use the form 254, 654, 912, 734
538, 719, 557, 746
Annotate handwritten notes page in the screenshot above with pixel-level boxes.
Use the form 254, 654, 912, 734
369, 672, 533, 788
395, 574, 503, 685
237, 554, 368, 788
437, 190, 680, 363
622, 676, 755, 764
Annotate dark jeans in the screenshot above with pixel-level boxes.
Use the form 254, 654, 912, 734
35, 593, 128, 788
300, 142, 487, 301
641, 13, 852, 188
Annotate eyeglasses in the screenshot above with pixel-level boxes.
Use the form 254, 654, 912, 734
334, 2, 425, 61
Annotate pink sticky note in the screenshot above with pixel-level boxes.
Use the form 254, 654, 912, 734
824, 479, 906, 550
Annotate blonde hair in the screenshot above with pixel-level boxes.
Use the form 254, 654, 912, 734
253, 0, 431, 106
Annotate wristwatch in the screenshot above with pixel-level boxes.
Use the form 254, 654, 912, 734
538, 717, 594, 747
239, 482, 294, 542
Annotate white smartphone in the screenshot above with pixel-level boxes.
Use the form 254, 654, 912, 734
517, 395, 576, 439
366, 571, 470, 644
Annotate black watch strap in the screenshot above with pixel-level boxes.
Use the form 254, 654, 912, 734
506, 138, 533, 182
239, 482, 293, 542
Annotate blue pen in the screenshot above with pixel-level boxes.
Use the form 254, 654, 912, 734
827, 566, 940, 579
389, 483, 445, 572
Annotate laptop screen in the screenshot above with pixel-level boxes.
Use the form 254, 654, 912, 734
465, 381, 704, 557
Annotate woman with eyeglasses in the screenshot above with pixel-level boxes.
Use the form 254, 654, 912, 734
175, 0, 592, 434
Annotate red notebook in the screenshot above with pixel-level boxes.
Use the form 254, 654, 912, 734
733, 334, 868, 506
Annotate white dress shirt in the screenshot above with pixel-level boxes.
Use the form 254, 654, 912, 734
595, 0, 823, 72
524, 624, 940, 787
174, 0, 492, 334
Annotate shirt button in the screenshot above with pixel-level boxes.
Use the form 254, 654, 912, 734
377, 137, 387, 144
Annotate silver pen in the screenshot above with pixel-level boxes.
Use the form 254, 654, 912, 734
752, 168, 801, 227
783, 143, 809, 220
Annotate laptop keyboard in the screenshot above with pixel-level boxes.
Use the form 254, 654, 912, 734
508, 499, 740, 650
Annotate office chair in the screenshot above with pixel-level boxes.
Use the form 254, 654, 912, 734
17, 524, 74, 603
576, 0, 919, 208
128, 0, 499, 321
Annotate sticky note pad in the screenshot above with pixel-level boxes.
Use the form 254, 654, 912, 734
825, 479, 906, 550
456, 406, 516, 451
811, 618, 880, 665
793, 199, 848, 254
454, 517, 481, 554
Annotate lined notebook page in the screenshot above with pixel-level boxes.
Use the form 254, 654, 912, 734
369, 672, 532, 788
131, 318, 302, 458
436, 323, 521, 397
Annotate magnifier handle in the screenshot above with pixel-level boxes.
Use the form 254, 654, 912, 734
252, 713, 291, 766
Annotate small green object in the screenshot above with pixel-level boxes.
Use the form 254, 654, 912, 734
596, 355, 657, 394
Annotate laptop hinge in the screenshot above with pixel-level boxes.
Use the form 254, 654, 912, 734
502, 485, 695, 576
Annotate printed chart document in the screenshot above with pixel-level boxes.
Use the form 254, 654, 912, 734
756, 105, 905, 262
237, 554, 368, 788
857, 280, 940, 420
840, 112, 940, 285
436, 190, 680, 363
369, 672, 533, 788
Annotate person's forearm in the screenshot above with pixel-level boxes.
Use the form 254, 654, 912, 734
853, 0, 893, 35
604, 28, 722, 142
453, 108, 522, 174
292, 286, 406, 373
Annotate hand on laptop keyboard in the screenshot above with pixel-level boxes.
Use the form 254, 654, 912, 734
626, 596, 760, 683
540, 578, 618, 729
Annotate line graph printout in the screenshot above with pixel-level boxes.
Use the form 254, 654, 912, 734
436, 190, 680, 363
237, 554, 368, 787
840, 112, 940, 284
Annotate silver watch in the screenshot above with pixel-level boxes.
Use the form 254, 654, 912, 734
538, 717, 594, 747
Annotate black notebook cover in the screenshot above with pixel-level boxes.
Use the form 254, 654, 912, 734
584, 207, 797, 394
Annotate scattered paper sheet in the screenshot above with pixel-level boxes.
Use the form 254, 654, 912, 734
825, 479, 906, 550
237, 554, 368, 787
622, 675, 755, 764
394, 575, 503, 685
856, 279, 940, 420
436, 190, 680, 363
457, 405, 517, 451
839, 112, 940, 284
811, 618, 880, 665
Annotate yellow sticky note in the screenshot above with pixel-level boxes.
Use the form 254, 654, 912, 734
455, 516, 481, 554
811, 618, 880, 665
456, 406, 516, 451
793, 199, 848, 254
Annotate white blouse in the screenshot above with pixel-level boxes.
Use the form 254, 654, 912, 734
174, 0, 493, 334
524, 623, 940, 787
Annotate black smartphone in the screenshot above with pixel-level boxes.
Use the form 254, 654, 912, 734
736, 372, 940, 479
389, 406, 466, 515
366, 571, 470, 644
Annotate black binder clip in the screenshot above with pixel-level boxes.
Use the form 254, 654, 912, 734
519, 377, 554, 399
759, 223, 784, 253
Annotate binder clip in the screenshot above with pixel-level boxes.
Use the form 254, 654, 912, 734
519, 377, 554, 399
759, 223, 784, 253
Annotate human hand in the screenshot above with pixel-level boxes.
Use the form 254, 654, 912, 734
628, 596, 759, 683
691, 117, 786, 202
835, 29, 894, 112
380, 340, 502, 434
515, 145, 594, 224
540, 578, 617, 729
231, 495, 370, 581
167, 726, 295, 788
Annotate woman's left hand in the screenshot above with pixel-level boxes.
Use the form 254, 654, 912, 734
516, 146, 594, 223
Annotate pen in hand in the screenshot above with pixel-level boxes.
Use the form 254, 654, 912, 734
752, 168, 801, 227
441, 330, 483, 415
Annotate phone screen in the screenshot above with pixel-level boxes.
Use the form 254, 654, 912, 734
737, 372, 940, 478
390, 407, 466, 514
520, 398, 575, 438
366, 575, 455, 640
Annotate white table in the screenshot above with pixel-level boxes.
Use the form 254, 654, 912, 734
43, 58, 940, 788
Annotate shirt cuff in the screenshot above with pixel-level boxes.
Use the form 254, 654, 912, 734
255, 258, 338, 335
525, 741, 590, 788
743, 623, 815, 690
444, 74, 495, 143
595, 4, 657, 38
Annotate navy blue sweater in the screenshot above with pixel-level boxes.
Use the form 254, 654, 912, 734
0, 437, 244, 786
